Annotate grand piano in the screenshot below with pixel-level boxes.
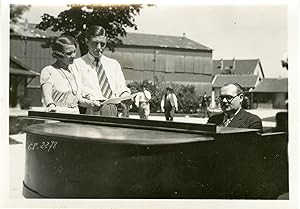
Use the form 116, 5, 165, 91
22, 111, 288, 199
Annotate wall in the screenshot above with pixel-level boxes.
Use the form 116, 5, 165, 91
273, 93, 287, 109
105, 47, 212, 83
254, 92, 287, 109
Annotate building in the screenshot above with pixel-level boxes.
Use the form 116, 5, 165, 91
251, 78, 288, 109
10, 22, 213, 107
9, 56, 40, 107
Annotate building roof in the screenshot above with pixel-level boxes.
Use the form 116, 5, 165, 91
10, 22, 212, 51
10, 56, 40, 77
10, 68, 40, 77
213, 59, 261, 75
121, 33, 212, 51
10, 22, 59, 38
212, 74, 259, 88
251, 78, 288, 93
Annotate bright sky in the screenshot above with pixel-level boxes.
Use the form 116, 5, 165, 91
21, 4, 287, 78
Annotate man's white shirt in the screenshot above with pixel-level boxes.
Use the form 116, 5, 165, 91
74, 53, 129, 101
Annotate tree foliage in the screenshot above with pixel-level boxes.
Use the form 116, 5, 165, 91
10, 4, 31, 24
36, 4, 145, 54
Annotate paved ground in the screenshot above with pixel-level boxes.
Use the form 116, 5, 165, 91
8, 107, 286, 199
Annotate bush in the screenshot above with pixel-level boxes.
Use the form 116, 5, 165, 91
177, 84, 201, 113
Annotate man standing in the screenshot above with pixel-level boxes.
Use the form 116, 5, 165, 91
208, 83, 262, 131
161, 86, 178, 121
135, 84, 151, 119
200, 92, 209, 118
75, 25, 130, 116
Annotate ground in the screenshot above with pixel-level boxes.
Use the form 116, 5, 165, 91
8, 107, 286, 199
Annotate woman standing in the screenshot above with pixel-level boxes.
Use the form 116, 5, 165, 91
40, 35, 99, 113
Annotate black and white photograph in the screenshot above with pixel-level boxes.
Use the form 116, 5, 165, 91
1, 0, 299, 208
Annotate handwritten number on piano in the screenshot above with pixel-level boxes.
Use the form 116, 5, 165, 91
28, 141, 58, 152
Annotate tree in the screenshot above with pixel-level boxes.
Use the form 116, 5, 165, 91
10, 4, 31, 24
36, 4, 145, 54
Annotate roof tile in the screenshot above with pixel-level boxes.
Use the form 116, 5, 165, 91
213, 59, 260, 75
212, 74, 259, 88
252, 78, 288, 93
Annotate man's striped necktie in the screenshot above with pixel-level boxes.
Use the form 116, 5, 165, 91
95, 58, 113, 99
220, 115, 233, 127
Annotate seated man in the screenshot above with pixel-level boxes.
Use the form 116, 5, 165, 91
208, 83, 262, 132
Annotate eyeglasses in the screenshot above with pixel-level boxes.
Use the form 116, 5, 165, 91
218, 94, 241, 103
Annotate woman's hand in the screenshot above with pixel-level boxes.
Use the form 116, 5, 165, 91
83, 93, 91, 100
46, 103, 56, 112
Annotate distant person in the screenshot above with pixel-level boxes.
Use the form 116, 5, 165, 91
75, 25, 130, 116
208, 83, 262, 132
200, 92, 210, 118
40, 35, 99, 113
135, 84, 151, 119
161, 86, 178, 121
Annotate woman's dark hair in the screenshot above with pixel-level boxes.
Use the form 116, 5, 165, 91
51, 35, 77, 59
86, 25, 106, 40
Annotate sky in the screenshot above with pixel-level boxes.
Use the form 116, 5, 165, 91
21, 4, 288, 78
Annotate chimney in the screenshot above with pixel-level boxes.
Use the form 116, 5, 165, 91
220, 59, 224, 70
232, 57, 236, 70
24, 18, 28, 31
182, 33, 186, 37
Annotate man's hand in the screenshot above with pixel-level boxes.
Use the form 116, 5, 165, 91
91, 100, 102, 112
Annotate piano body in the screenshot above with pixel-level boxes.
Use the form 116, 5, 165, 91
22, 111, 288, 199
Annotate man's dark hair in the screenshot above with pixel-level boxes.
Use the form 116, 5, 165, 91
86, 25, 106, 40
223, 82, 244, 95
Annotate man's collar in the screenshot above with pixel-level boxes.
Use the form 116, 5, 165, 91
87, 53, 104, 64
224, 106, 242, 119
